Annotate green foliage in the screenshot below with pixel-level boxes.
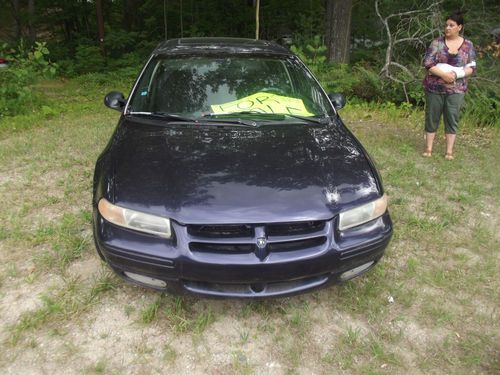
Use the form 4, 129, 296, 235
73, 45, 106, 74
104, 30, 140, 59
290, 36, 326, 78
54, 30, 148, 77
28, 42, 58, 76
463, 80, 500, 128
293, 38, 387, 101
0, 67, 34, 117
406, 81, 425, 106
71, 67, 138, 95
350, 65, 385, 100
0, 41, 57, 117
40, 105, 58, 119
461, 44, 500, 128
292, 36, 361, 95
106, 52, 145, 72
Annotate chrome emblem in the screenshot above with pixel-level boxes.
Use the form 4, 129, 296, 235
256, 237, 267, 248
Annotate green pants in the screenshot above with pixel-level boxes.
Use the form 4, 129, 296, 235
425, 92, 465, 134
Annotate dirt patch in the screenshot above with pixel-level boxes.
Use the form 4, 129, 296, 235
392, 320, 447, 349
0, 272, 63, 338
66, 256, 101, 281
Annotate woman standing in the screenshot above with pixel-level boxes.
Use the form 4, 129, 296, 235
422, 11, 476, 160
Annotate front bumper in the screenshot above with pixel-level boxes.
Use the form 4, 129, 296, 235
93, 211, 392, 298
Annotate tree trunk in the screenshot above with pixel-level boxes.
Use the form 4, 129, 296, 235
325, 0, 353, 64
96, 0, 105, 55
10, 0, 21, 40
28, 0, 36, 43
123, 0, 138, 31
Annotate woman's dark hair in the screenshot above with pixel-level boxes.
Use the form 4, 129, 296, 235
447, 10, 465, 26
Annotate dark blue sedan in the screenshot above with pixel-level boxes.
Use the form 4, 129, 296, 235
93, 38, 392, 297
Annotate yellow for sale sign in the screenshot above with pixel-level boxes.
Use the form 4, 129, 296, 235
211, 92, 313, 116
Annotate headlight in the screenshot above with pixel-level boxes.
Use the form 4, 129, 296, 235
98, 198, 172, 238
338, 194, 388, 231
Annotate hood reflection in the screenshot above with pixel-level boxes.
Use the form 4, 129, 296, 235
112, 119, 379, 223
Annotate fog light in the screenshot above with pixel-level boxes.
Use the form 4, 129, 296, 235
124, 272, 167, 288
340, 261, 375, 281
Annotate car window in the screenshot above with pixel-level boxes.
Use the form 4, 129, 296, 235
129, 55, 333, 118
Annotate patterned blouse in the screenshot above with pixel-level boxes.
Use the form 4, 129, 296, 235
423, 37, 476, 94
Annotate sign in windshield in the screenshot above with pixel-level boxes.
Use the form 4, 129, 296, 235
211, 92, 314, 116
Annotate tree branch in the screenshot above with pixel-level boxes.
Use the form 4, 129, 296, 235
376, 0, 445, 102
384, 1, 444, 20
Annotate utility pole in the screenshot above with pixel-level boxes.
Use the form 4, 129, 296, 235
164, 0, 168, 40
255, 0, 260, 40
180, 0, 183, 38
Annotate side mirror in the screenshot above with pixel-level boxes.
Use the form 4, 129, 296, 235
104, 91, 126, 112
328, 93, 346, 110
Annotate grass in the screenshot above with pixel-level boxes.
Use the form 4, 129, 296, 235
162, 343, 177, 363
0, 75, 498, 374
8, 269, 117, 345
32, 211, 92, 273
87, 357, 108, 374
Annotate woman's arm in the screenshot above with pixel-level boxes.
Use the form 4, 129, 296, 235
465, 42, 477, 77
424, 39, 455, 83
429, 66, 456, 83
464, 67, 474, 77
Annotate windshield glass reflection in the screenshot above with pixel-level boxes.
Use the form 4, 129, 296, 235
129, 56, 333, 118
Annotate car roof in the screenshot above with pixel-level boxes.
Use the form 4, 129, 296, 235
153, 37, 293, 57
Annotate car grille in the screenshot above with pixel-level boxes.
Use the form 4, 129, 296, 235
186, 220, 330, 260
189, 243, 255, 254
183, 274, 330, 297
267, 221, 325, 236
268, 237, 326, 252
188, 224, 254, 238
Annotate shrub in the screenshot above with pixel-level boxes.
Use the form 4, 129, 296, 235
106, 51, 144, 71
73, 45, 106, 74
0, 42, 57, 117
0, 68, 34, 116
104, 30, 140, 59
291, 37, 361, 95
462, 79, 500, 128
350, 65, 384, 101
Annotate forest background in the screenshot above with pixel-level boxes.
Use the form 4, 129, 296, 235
0, 0, 499, 127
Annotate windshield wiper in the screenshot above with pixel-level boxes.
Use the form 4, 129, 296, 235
202, 111, 263, 117
200, 117, 258, 127
200, 111, 268, 126
128, 111, 257, 127
202, 111, 330, 125
128, 111, 195, 122
282, 113, 331, 125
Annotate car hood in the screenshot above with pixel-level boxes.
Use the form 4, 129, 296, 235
109, 117, 380, 224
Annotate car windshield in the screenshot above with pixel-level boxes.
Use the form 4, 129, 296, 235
128, 55, 334, 120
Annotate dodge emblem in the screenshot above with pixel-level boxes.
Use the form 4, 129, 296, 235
256, 237, 267, 248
